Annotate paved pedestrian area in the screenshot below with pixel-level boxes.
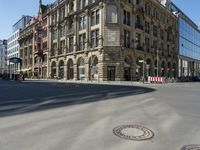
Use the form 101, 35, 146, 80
0, 80, 200, 150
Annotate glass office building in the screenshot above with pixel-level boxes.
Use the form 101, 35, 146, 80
12, 16, 32, 32
170, 2, 200, 77
178, 17, 200, 77
179, 18, 200, 61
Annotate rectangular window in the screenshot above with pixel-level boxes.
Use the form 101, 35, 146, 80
153, 25, 157, 37
167, 45, 170, 57
160, 29, 164, 40
136, 33, 141, 50
124, 30, 130, 48
123, 10, 130, 26
59, 26, 65, 37
91, 29, 99, 48
60, 40, 65, 54
60, 6, 65, 21
153, 40, 157, 53
79, 33, 86, 50
52, 12, 57, 25
145, 22, 150, 34
79, 16, 86, 30
68, 36, 74, 53
91, 9, 100, 26
51, 43, 57, 56
52, 29, 57, 40
96, 9, 100, 24
145, 37, 150, 52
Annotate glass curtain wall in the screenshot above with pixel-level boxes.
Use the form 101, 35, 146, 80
179, 18, 200, 60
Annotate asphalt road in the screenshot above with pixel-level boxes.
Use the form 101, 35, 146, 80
0, 80, 200, 150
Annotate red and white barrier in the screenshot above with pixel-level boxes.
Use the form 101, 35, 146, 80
148, 76, 166, 83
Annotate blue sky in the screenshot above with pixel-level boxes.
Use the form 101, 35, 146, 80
0, 0, 54, 39
0, 0, 199, 39
172, 0, 200, 25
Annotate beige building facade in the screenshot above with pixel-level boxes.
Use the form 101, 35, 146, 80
19, 0, 178, 81
48, 0, 178, 81
19, 1, 50, 78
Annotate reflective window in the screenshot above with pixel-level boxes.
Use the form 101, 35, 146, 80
179, 18, 200, 60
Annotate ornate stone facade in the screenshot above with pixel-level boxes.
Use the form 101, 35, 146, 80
19, 0, 178, 81
48, 0, 178, 81
18, 1, 50, 78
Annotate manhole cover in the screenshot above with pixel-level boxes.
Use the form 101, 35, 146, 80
182, 145, 200, 150
113, 125, 154, 141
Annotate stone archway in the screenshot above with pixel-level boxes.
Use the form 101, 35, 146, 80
67, 59, 74, 80
89, 56, 98, 80
58, 60, 64, 79
77, 57, 85, 80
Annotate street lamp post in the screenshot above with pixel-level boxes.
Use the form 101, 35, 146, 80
157, 49, 159, 77
9, 60, 11, 80
139, 60, 145, 83
38, 57, 40, 79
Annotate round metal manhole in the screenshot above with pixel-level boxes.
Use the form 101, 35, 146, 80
182, 145, 200, 150
113, 125, 154, 141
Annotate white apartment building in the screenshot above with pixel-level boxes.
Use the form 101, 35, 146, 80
7, 30, 20, 74
7, 15, 32, 75
0, 40, 7, 74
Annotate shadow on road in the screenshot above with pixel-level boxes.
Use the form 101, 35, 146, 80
0, 80, 156, 117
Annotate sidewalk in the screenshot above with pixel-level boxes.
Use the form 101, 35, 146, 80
24, 78, 171, 87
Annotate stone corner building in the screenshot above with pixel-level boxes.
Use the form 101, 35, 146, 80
20, 0, 178, 81
18, 0, 50, 78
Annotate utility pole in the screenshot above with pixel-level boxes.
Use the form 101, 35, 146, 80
38, 57, 40, 79
139, 60, 145, 83
157, 49, 159, 77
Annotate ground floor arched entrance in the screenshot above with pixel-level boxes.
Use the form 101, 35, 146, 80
67, 59, 74, 80
58, 60, 64, 79
51, 61, 56, 79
